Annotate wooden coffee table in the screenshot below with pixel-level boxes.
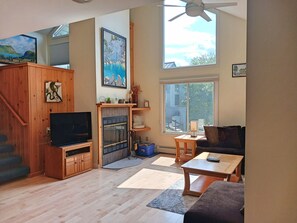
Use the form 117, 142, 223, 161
181, 152, 243, 196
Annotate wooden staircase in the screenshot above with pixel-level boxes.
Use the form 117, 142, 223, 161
0, 134, 29, 184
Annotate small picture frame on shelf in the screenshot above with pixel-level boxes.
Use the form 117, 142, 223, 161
144, 100, 150, 108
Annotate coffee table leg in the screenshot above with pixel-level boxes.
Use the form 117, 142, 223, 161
182, 168, 190, 195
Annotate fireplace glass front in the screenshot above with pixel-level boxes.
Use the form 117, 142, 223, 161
102, 116, 128, 155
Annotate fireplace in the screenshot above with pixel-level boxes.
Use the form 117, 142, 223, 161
98, 104, 133, 166
102, 116, 128, 155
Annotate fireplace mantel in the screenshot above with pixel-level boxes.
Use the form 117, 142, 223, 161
97, 103, 136, 108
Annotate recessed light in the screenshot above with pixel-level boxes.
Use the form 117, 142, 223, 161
72, 0, 93, 3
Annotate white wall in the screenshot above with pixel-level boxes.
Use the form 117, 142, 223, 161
95, 10, 131, 102
69, 18, 98, 166
69, 10, 130, 166
246, 0, 297, 222
130, 5, 246, 150
27, 32, 48, 65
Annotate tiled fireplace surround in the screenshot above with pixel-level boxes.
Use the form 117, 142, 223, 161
101, 107, 130, 166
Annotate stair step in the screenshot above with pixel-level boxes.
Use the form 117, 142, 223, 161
0, 135, 8, 143
0, 144, 14, 154
0, 155, 22, 169
0, 165, 30, 184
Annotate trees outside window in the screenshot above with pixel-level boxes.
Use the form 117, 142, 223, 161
164, 81, 217, 133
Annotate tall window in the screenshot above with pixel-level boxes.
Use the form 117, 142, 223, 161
163, 80, 218, 133
163, 0, 217, 68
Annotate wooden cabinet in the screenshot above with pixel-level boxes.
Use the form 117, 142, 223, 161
0, 63, 74, 177
130, 107, 151, 132
45, 142, 93, 179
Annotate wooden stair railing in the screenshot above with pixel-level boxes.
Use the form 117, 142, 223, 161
0, 93, 28, 126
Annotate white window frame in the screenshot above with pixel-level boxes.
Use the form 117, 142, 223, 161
160, 75, 219, 135
162, 1, 218, 69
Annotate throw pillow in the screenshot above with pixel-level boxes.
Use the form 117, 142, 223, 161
218, 126, 242, 148
204, 126, 219, 146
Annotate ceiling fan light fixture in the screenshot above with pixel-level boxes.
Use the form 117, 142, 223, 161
186, 3, 204, 17
72, 0, 93, 3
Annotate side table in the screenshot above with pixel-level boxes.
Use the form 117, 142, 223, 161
174, 134, 204, 162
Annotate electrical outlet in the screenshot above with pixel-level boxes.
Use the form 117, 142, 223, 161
46, 127, 51, 135
145, 136, 149, 142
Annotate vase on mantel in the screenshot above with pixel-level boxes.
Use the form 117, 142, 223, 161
132, 94, 138, 107
131, 85, 141, 107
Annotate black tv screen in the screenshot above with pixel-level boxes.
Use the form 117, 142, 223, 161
50, 112, 92, 147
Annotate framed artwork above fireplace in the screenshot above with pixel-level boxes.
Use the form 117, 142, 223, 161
101, 28, 127, 89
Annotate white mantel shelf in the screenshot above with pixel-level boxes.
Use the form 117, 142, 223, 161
96, 103, 136, 108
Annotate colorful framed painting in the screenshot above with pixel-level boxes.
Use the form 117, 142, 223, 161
0, 34, 37, 64
101, 28, 127, 88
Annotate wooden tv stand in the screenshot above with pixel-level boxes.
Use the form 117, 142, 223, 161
45, 141, 93, 180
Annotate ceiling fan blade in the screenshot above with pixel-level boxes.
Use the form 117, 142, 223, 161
157, 4, 184, 7
204, 2, 237, 10
180, 0, 193, 3
169, 12, 186, 21
200, 11, 212, 22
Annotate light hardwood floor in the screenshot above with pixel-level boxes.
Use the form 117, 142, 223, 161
0, 154, 185, 223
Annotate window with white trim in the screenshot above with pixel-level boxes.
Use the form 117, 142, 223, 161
162, 79, 218, 133
163, 0, 217, 69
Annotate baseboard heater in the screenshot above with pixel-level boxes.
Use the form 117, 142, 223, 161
157, 146, 176, 154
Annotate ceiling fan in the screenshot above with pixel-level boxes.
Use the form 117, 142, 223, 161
161, 0, 237, 22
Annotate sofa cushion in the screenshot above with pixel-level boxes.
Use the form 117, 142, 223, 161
197, 146, 245, 156
184, 181, 244, 223
204, 126, 219, 146
218, 126, 242, 149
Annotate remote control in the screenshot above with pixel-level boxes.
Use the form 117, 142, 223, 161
207, 156, 220, 162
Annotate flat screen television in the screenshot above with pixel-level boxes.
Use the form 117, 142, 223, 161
50, 112, 92, 147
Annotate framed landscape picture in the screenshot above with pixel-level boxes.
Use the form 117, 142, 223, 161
232, 63, 246, 77
101, 28, 127, 88
0, 34, 37, 64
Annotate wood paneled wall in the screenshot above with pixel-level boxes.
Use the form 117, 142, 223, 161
0, 63, 74, 176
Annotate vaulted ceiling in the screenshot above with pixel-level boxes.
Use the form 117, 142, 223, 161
0, 0, 246, 39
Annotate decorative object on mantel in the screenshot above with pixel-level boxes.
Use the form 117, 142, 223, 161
130, 85, 141, 107
118, 99, 125, 104
99, 96, 106, 103
105, 97, 111, 103
232, 63, 246, 77
45, 81, 62, 103
101, 28, 127, 89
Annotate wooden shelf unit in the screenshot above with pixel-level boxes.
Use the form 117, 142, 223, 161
130, 107, 151, 132
45, 141, 93, 180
